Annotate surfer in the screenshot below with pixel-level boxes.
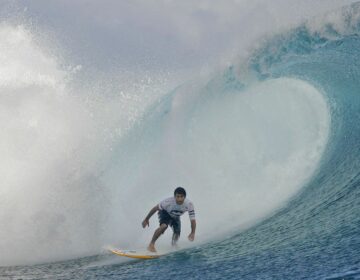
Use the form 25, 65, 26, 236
142, 187, 196, 252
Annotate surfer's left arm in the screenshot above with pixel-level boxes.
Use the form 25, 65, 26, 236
188, 219, 196, 241
187, 202, 196, 241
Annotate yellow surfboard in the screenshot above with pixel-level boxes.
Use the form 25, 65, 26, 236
109, 248, 162, 259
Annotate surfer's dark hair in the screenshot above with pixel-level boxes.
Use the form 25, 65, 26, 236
174, 187, 186, 197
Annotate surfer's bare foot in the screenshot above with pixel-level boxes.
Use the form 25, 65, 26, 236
147, 244, 157, 252
172, 243, 179, 250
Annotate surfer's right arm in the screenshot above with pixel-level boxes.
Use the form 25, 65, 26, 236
142, 205, 160, 228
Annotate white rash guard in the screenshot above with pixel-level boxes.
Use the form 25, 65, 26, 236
158, 197, 196, 220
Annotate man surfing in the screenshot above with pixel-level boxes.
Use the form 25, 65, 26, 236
142, 187, 196, 252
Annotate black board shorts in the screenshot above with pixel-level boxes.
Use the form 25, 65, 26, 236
158, 210, 181, 235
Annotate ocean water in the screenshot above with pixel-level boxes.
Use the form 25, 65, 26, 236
1, 1, 360, 279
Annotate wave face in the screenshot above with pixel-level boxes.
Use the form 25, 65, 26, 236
170, 4, 360, 279
1, 2, 360, 280
103, 3, 360, 279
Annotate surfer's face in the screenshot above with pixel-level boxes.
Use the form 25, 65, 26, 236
175, 194, 185, 205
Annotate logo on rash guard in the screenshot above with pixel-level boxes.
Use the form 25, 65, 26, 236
170, 210, 184, 216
